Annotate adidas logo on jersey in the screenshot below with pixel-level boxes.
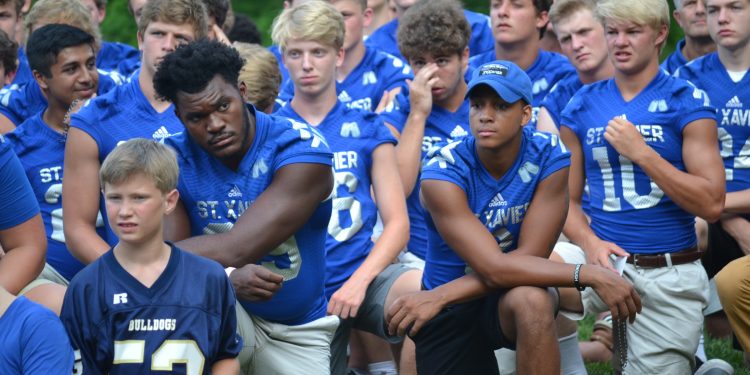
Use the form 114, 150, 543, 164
338, 90, 352, 103
647, 99, 668, 113
450, 125, 469, 139
726, 96, 743, 109
362, 71, 378, 85
489, 192, 507, 207
151, 126, 179, 142
228, 185, 242, 198
341, 122, 361, 138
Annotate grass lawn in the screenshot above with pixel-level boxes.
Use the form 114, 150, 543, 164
577, 315, 749, 374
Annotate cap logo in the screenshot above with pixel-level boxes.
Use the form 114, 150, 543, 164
479, 64, 508, 77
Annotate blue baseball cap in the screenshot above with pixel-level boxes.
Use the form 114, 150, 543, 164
466, 60, 533, 105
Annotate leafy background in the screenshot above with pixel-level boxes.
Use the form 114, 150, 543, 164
99, 0, 683, 59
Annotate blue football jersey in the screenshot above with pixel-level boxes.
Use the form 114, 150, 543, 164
97, 41, 141, 77
675, 53, 750, 193
278, 102, 397, 298
561, 71, 715, 254
380, 96, 471, 259
469, 50, 576, 127
70, 72, 184, 245
660, 39, 688, 75
277, 46, 412, 112
268, 45, 290, 89
9, 48, 32, 86
0, 135, 39, 230
0, 296, 74, 374
167, 106, 333, 325
421, 128, 570, 289
6, 113, 106, 281
364, 9, 494, 61
61, 245, 242, 375
0, 69, 124, 126
540, 74, 583, 129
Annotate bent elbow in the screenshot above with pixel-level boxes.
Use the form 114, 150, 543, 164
701, 198, 725, 224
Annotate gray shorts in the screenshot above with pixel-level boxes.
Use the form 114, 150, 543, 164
330, 263, 415, 375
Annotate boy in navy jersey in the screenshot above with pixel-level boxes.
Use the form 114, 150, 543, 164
62, 0, 208, 267
386, 60, 641, 375
61, 139, 242, 374
153, 39, 339, 374
6, 24, 104, 315
660, 0, 715, 74
272, 2, 418, 374
469, 0, 576, 128
277, 0, 412, 114
556, 0, 725, 372
678, 0, 750, 353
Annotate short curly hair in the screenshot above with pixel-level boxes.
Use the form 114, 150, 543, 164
153, 39, 244, 104
397, 0, 470, 62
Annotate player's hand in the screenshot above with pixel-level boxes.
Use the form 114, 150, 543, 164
585, 264, 642, 323
604, 117, 651, 164
375, 87, 402, 114
582, 237, 629, 273
721, 214, 750, 255
386, 290, 445, 337
407, 63, 439, 117
229, 264, 283, 301
327, 277, 368, 319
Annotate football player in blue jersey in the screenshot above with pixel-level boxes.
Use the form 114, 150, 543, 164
277, 0, 412, 114
365, 0, 393, 36
62, 0, 208, 267
678, 0, 750, 354
0, 0, 125, 133
469, 0, 576, 128
78, 0, 141, 76
272, 3, 417, 374
366, 0, 494, 61
5, 24, 104, 315
537, 0, 614, 134
234, 42, 282, 114
556, 0, 725, 372
382, 0, 472, 268
153, 39, 339, 374
0, 137, 73, 375
61, 139, 242, 375
660, 0, 715, 74
386, 60, 641, 375
0, 29, 17, 86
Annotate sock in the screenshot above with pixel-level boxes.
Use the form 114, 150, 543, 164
695, 334, 707, 363
368, 360, 398, 375
559, 332, 587, 375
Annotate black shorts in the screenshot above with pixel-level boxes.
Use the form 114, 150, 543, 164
704, 222, 745, 279
410, 292, 515, 375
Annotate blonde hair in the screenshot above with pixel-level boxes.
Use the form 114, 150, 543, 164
25, 0, 101, 50
234, 42, 281, 113
596, 0, 669, 33
549, 0, 597, 26
271, 0, 344, 52
138, 0, 209, 41
100, 139, 179, 194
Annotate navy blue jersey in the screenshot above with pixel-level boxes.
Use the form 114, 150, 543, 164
421, 128, 570, 289
469, 50, 576, 127
0, 69, 124, 126
381, 95, 471, 259
97, 41, 141, 77
0, 135, 39, 229
660, 39, 688, 75
70, 72, 183, 245
561, 72, 715, 254
0, 296, 74, 374
675, 53, 750, 193
61, 245, 242, 374
6, 113, 105, 281
364, 9, 494, 61
278, 46, 412, 112
278, 102, 397, 298
167, 106, 333, 325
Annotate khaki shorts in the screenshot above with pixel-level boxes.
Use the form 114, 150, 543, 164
235, 305, 339, 375
19, 263, 69, 295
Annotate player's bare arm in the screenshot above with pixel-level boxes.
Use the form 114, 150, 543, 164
62, 128, 111, 264
0, 214, 45, 294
